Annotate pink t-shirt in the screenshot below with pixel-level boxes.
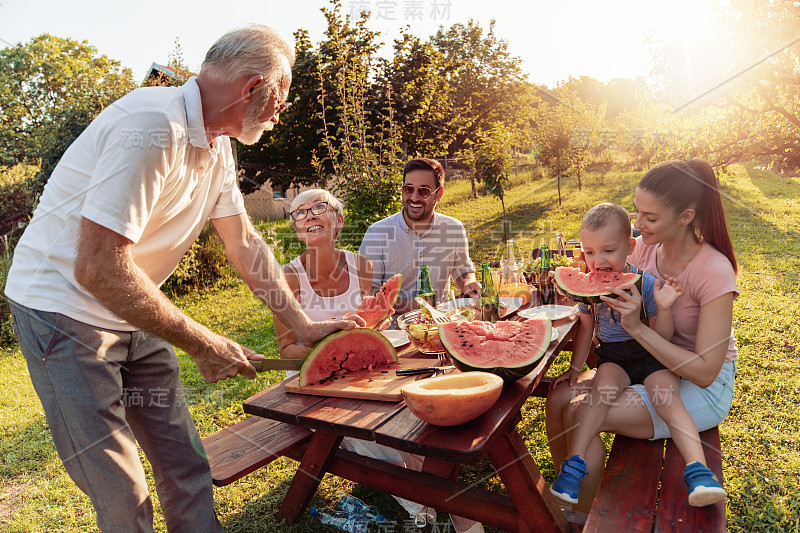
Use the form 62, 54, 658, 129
630, 237, 738, 362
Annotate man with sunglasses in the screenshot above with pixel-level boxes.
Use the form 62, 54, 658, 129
359, 157, 481, 315
5, 26, 360, 532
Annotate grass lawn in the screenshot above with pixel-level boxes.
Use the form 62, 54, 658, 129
1, 163, 799, 531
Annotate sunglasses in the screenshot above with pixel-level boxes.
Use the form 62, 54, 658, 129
401, 185, 440, 200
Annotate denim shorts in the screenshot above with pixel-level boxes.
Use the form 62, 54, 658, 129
631, 360, 737, 440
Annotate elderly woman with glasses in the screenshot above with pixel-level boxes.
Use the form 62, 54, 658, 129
273, 188, 387, 360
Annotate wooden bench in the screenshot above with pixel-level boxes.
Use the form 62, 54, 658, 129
584, 427, 726, 532
202, 416, 312, 486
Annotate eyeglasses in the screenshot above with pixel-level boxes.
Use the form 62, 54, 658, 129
271, 88, 291, 115
401, 185, 440, 200
289, 201, 328, 221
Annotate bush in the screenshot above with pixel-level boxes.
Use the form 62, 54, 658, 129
162, 225, 229, 294
1, 235, 16, 348
0, 164, 40, 243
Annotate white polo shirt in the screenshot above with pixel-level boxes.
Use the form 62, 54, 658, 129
5, 77, 246, 330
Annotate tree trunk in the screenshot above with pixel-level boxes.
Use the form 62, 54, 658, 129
557, 174, 562, 206
471, 175, 477, 199
577, 167, 583, 191
501, 196, 508, 242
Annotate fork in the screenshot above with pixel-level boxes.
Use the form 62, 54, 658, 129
415, 297, 452, 324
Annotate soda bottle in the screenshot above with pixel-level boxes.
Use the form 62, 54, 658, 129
337, 494, 386, 524
480, 262, 500, 322
538, 244, 555, 305
310, 507, 370, 533
418, 264, 436, 308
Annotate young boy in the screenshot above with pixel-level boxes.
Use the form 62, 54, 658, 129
549, 203, 726, 507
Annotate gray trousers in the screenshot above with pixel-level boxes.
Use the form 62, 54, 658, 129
9, 301, 225, 533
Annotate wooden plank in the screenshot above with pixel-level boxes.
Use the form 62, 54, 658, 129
374, 376, 537, 463
584, 435, 665, 533
276, 430, 343, 523
202, 417, 312, 486
243, 380, 328, 424
284, 358, 442, 401
295, 395, 404, 441
654, 427, 726, 533
487, 430, 570, 533
322, 446, 524, 532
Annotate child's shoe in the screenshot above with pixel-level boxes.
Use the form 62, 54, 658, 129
550, 455, 587, 504
684, 461, 726, 507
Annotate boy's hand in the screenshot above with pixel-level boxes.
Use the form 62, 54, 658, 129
653, 276, 684, 311
550, 367, 581, 390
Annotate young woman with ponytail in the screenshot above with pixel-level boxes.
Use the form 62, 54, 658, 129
545, 158, 738, 511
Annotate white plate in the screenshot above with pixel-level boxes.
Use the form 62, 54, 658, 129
518, 305, 580, 321
382, 330, 410, 348
550, 327, 559, 344
437, 297, 523, 319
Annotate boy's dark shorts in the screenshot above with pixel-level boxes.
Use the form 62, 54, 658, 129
595, 339, 667, 385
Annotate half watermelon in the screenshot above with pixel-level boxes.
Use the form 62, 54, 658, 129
354, 273, 402, 328
439, 319, 552, 382
554, 266, 641, 305
298, 328, 398, 386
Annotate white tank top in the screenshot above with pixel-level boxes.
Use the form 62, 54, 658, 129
289, 250, 363, 321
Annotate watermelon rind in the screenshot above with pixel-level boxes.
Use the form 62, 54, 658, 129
298, 328, 398, 386
355, 273, 402, 328
554, 267, 642, 305
439, 319, 552, 382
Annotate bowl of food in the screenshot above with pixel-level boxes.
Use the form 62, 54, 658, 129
396, 310, 447, 354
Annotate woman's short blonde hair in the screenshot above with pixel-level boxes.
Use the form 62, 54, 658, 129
290, 189, 345, 238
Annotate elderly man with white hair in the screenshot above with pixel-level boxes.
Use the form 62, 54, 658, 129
5, 25, 359, 532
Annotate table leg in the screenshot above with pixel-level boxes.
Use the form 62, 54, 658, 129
487, 429, 570, 533
277, 430, 343, 523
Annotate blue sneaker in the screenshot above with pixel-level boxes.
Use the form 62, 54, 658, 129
550, 455, 587, 504
684, 462, 727, 507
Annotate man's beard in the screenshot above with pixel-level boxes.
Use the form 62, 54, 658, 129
237, 90, 273, 145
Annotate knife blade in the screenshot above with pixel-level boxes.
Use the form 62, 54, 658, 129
395, 365, 455, 376
249, 358, 304, 372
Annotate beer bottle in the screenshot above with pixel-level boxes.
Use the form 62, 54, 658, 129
538, 244, 555, 305
480, 262, 500, 322
418, 264, 436, 308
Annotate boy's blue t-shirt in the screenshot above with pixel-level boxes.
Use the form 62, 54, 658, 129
578, 264, 658, 342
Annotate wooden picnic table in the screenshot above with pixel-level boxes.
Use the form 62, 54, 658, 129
243, 305, 580, 533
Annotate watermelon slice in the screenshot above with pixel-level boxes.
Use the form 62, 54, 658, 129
354, 273, 402, 328
298, 328, 398, 386
439, 319, 552, 382
554, 267, 642, 305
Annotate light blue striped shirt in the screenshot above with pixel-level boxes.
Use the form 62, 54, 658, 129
359, 211, 476, 303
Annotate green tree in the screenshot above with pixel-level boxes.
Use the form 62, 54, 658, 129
430, 20, 531, 153
375, 31, 458, 157
0, 34, 136, 168
312, 1, 403, 248
471, 126, 513, 241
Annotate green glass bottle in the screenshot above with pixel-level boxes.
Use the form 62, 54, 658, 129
418, 264, 436, 308
538, 244, 555, 305
480, 262, 500, 322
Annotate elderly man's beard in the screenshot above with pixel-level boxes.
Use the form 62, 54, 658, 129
237, 89, 274, 145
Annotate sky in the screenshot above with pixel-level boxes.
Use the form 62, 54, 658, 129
0, 0, 714, 88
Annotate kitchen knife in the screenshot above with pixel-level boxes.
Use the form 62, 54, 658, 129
395, 365, 455, 376
249, 358, 304, 372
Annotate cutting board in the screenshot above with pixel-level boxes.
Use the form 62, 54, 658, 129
284, 358, 443, 402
